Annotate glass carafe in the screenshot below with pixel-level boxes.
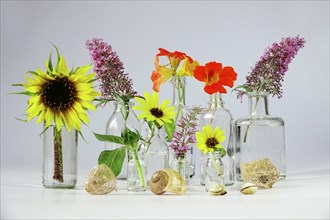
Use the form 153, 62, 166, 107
234, 92, 286, 182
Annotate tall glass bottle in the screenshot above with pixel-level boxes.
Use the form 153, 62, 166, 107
106, 101, 141, 179
199, 93, 235, 186
234, 92, 286, 182
171, 76, 195, 178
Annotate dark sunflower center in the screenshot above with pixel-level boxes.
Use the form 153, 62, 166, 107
41, 76, 77, 111
150, 108, 164, 118
206, 137, 218, 148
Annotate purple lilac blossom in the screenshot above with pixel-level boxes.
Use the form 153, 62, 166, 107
170, 107, 201, 159
243, 35, 305, 98
86, 38, 137, 102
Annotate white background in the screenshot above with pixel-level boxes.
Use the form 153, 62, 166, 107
1, 1, 329, 176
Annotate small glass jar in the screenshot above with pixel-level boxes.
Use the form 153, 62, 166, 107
204, 151, 225, 193
127, 148, 147, 192
42, 125, 78, 188
169, 155, 190, 184
106, 101, 141, 180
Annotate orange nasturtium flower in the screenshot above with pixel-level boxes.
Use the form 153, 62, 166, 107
194, 61, 237, 95
151, 48, 199, 92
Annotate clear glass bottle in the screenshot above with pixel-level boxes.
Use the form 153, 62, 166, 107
234, 92, 286, 181
42, 125, 78, 188
143, 126, 169, 182
106, 101, 141, 179
127, 148, 147, 192
199, 93, 235, 186
204, 151, 225, 193
169, 153, 190, 184
171, 76, 195, 178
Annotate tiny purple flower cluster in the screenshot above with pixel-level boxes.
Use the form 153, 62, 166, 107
86, 38, 137, 102
244, 35, 305, 98
169, 107, 201, 159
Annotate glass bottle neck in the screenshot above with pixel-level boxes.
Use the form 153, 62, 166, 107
171, 76, 186, 107
208, 93, 224, 108
206, 151, 221, 159
112, 101, 134, 122
248, 93, 269, 118
113, 101, 132, 111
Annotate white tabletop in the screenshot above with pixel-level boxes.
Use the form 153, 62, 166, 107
1, 168, 329, 219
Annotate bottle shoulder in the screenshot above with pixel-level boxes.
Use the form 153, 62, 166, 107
234, 116, 284, 126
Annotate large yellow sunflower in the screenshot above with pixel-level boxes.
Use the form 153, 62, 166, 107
22, 49, 99, 132
196, 125, 226, 154
132, 91, 176, 126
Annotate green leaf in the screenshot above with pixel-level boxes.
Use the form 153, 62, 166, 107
15, 117, 28, 122
93, 132, 125, 145
164, 119, 175, 142
27, 71, 39, 76
11, 83, 23, 87
232, 85, 253, 93
216, 148, 227, 158
10, 91, 35, 96
50, 42, 61, 72
48, 53, 53, 72
98, 147, 126, 176
121, 128, 140, 145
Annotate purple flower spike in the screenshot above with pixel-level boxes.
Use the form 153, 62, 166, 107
169, 107, 202, 160
241, 35, 305, 98
86, 38, 137, 102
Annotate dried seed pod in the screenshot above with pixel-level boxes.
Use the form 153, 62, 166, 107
150, 169, 186, 195
240, 182, 257, 195
209, 185, 227, 196
84, 164, 117, 195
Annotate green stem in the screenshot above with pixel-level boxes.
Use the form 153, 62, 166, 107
132, 146, 146, 188
174, 77, 184, 125
53, 128, 63, 182
178, 159, 183, 175
212, 152, 221, 177
144, 124, 156, 152
243, 96, 259, 143
210, 94, 219, 124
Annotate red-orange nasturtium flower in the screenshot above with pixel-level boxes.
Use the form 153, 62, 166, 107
151, 48, 199, 92
194, 61, 237, 95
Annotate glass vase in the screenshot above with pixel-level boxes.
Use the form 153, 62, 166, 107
42, 125, 78, 188
106, 101, 141, 180
199, 93, 235, 186
169, 153, 190, 185
204, 151, 225, 193
171, 76, 195, 178
234, 92, 286, 182
127, 148, 147, 192
143, 126, 169, 182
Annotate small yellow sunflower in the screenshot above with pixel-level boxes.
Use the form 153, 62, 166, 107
196, 125, 226, 154
22, 48, 100, 132
132, 91, 176, 126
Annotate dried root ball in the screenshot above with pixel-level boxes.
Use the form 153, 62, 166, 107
150, 170, 168, 195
